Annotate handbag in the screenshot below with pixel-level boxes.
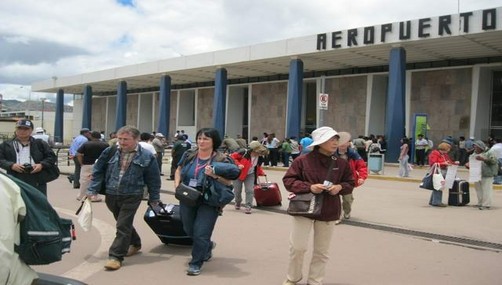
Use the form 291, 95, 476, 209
432, 164, 445, 190
41, 163, 60, 183
203, 178, 235, 207
75, 197, 93, 232
287, 192, 323, 219
175, 183, 202, 207
419, 166, 435, 190
286, 156, 336, 219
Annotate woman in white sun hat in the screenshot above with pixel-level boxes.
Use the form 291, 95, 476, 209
282, 126, 355, 285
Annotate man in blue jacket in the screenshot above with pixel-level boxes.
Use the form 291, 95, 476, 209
87, 125, 160, 271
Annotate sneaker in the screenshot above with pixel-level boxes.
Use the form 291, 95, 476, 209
204, 241, 216, 261
245, 206, 252, 214
235, 203, 241, 210
432, 203, 447, 207
282, 280, 297, 285
104, 258, 122, 270
126, 245, 141, 257
186, 265, 201, 276
334, 219, 342, 225
343, 213, 351, 219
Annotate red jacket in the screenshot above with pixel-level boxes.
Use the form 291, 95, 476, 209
428, 149, 453, 169
349, 158, 368, 187
230, 152, 266, 182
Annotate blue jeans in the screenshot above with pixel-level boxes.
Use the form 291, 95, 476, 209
180, 203, 219, 267
429, 189, 443, 205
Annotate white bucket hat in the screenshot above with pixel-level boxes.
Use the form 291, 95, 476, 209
308, 127, 351, 149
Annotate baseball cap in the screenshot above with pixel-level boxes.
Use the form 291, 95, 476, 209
16, 119, 34, 129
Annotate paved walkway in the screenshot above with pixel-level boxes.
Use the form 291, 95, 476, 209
32, 161, 502, 285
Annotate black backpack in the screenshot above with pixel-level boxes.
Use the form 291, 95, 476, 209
1, 172, 74, 265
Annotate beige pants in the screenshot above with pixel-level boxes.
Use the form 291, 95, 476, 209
474, 177, 494, 207
285, 216, 335, 285
341, 193, 354, 215
78, 164, 94, 199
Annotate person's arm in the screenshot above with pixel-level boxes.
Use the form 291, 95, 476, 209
145, 153, 161, 203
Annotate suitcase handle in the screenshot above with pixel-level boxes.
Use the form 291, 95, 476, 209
256, 175, 269, 184
147, 201, 172, 216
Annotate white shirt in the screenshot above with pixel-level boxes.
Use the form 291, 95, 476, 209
139, 142, 157, 156
490, 143, 502, 159
0, 174, 38, 284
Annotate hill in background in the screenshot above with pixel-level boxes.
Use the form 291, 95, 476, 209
1, 99, 73, 112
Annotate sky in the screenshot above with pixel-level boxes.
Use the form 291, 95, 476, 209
1, 0, 501, 105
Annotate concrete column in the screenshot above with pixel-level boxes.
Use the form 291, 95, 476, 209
286, 59, 303, 138
82, 85, 92, 129
54, 89, 64, 144
157, 75, 171, 136
384, 47, 406, 162
115, 81, 127, 131
213, 68, 227, 136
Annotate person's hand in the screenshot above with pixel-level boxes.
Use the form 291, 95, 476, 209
238, 164, 244, 169
453, 161, 460, 165
357, 178, 365, 186
310, 183, 326, 194
204, 165, 216, 177
475, 155, 485, 161
31, 163, 43, 174
327, 184, 343, 195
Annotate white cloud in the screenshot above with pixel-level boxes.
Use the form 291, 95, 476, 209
1, 0, 501, 99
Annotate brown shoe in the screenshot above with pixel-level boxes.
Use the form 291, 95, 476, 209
126, 245, 141, 257
104, 258, 121, 270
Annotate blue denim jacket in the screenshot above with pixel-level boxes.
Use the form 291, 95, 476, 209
87, 145, 160, 201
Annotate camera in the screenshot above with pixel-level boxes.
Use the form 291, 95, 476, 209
22, 163, 34, 173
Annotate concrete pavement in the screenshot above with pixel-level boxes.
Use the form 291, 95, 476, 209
32, 162, 502, 284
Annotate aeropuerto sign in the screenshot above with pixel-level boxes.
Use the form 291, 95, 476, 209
316, 7, 501, 50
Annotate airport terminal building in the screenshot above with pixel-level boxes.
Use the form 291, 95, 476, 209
32, 7, 502, 161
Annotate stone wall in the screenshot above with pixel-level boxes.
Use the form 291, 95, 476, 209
250, 82, 288, 140
324, 76, 367, 136
197, 88, 215, 129
410, 68, 472, 144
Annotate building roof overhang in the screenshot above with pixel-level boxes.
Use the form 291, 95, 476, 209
32, 7, 502, 95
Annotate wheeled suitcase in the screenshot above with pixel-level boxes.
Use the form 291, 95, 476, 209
448, 179, 470, 206
254, 176, 282, 206
35, 273, 87, 285
143, 203, 192, 245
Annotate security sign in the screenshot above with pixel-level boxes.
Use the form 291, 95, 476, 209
319, 93, 329, 110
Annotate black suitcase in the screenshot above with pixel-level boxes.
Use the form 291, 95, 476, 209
143, 203, 192, 245
35, 272, 87, 285
448, 179, 470, 206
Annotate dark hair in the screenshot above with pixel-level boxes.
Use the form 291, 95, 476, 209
140, 132, 151, 141
91, 131, 101, 139
196, 128, 222, 152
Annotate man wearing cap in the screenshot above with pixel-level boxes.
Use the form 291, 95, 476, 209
282, 126, 354, 285
152, 132, 166, 175
69, 128, 92, 188
465, 140, 498, 210
0, 119, 57, 195
32, 127, 50, 144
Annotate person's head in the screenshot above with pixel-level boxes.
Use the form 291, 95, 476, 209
472, 140, 486, 153
248, 141, 268, 156
417, 134, 423, 139
109, 131, 117, 139
196, 128, 222, 152
437, 142, 452, 153
401, 137, 410, 144
116, 126, 140, 152
80, 128, 91, 137
90, 131, 101, 140
15, 119, 34, 141
309, 127, 351, 154
155, 133, 165, 139
140, 132, 151, 141
35, 127, 44, 134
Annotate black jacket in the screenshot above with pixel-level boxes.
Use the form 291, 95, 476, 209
0, 137, 57, 185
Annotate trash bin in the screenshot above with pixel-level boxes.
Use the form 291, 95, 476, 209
368, 153, 385, 174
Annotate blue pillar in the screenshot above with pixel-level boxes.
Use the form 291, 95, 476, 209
213, 68, 227, 136
54, 89, 64, 144
115, 81, 127, 131
157, 75, 171, 136
286, 59, 303, 138
82, 85, 92, 129
384, 47, 406, 162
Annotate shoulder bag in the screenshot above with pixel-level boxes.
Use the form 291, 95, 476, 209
175, 183, 202, 207
286, 156, 337, 219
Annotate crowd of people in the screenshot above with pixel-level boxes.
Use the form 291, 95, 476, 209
1, 119, 499, 284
